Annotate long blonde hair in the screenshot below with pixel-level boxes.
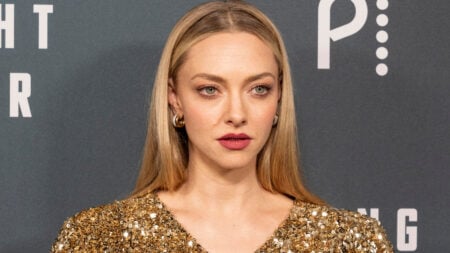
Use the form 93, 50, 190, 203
132, 0, 324, 205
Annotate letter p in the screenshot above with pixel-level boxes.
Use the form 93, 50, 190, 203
318, 0, 368, 69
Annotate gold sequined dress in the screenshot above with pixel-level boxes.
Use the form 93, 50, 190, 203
52, 192, 393, 252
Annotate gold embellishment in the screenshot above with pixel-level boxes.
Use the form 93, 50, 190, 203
52, 192, 393, 252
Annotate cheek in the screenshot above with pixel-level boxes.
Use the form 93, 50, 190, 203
253, 106, 277, 127
253, 97, 278, 120
249, 102, 278, 137
182, 101, 220, 131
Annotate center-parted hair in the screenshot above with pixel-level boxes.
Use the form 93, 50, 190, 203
132, 0, 324, 205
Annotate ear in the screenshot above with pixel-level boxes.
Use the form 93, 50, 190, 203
168, 78, 183, 115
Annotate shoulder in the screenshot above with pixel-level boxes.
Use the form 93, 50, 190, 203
51, 192, 161, 252
284, 201, 394, 252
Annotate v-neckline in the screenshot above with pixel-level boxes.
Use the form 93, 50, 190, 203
151, 192, 297, 252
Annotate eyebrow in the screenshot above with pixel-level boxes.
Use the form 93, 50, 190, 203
190, 72, 276, 84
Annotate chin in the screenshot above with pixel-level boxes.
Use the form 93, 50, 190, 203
214, 157, 256, 171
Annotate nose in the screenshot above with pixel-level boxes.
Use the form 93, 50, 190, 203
225, 93, 247, 127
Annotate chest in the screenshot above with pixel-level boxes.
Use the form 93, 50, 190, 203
114, 213, 348, 252
174, 218, 280, 253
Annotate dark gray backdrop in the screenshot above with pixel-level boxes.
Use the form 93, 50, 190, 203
1, 1, 448, 252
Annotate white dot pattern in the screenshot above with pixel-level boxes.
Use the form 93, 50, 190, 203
376, 14, 389, 27
376, 47, 389, 60
377, 0, 389, 10
376, 30, 389, 43
376, 63, 389, 76
376, 0, 390, 76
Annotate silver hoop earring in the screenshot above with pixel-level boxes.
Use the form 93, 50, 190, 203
172, 114, 185, 128
272, 114, 279, 126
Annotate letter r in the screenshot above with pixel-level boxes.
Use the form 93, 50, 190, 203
10, 73, 32, 118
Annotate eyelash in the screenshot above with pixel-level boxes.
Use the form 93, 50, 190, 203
251, 85, 272, 96
197, 85, 219, 97
196, 84, 273, 98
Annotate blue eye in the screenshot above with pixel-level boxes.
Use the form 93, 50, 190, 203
198, 86, 217, 96
252, 85, 270, 95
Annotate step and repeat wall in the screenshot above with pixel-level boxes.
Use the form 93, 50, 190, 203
1, 1, 448, 252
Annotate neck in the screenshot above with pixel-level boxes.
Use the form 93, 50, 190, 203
175, 159, 266, 212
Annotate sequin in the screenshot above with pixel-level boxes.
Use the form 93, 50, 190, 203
51, 192, 393, 252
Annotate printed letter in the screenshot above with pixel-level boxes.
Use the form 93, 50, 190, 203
10, 73, 32, 118
0, 4, 14, 48
318, 0, 368, 69
397, 208, 418, 251
33, 4, 53, 49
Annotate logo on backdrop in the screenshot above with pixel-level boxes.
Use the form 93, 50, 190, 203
318, 0, 390, 76
0, 4, 53, 118
358, 208, 418, 252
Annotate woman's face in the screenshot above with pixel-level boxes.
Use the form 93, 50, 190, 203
169, 32, 280, 171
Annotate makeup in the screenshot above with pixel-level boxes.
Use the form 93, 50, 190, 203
218, 133, 251, 150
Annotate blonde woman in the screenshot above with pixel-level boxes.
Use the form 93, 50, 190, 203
52, 1, 393, 252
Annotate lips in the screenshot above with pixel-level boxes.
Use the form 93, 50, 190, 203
218, 133, 251, 150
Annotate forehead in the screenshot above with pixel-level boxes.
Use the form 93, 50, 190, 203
179, 32, 278, 77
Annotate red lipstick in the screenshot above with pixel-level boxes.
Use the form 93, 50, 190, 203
218, 133, 251, 150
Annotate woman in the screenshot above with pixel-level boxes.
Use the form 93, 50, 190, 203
52, 1, 393, 252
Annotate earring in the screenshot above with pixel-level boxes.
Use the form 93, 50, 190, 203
272, 114, 279, 126
172, 114, 185, 128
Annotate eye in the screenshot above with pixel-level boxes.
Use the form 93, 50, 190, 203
198, 86, 218, 96
251, 85, 271, 95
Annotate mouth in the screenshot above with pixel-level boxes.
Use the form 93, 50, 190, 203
218, 133, 251, 150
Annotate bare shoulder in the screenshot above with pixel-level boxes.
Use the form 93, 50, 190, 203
285, 201, 394, 252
